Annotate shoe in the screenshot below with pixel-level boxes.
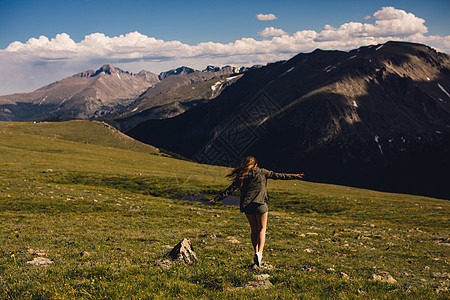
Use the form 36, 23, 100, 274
254, 252, 262, 267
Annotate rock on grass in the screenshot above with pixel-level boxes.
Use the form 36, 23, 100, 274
372, 272, 397, 284
168, 238, 199, 264
27, 257, 53, 266
154, 259, 173, 269
245, 280, 273, 289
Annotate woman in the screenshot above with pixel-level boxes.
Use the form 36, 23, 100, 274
211, 156, 303, 267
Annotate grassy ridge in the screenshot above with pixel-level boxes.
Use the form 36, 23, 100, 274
2, 120, 159, 155
0, 121, 449, 299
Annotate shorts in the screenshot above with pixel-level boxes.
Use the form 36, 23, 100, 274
242, 202, 268, 215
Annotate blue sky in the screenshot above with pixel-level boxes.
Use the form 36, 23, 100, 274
0, 0, 449, 94
1, 0, 449, 47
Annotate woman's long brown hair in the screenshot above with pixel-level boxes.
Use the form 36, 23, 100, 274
226, 156, 257, 187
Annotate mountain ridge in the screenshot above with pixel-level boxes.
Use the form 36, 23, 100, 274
0, 64, 256, 121
0, 64, 160, 120
102, 74, 244, 131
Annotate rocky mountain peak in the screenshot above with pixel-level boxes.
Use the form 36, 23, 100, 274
202, 65, 261, 74
204, 66, 221, 72
136, 70, 160, 83
158, 66, 197, 80
73, 69, 95, 78
73, 64, 122, 78
93, 64, 122, 76
137, 70, 152, 76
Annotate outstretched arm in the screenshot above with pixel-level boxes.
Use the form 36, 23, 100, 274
262, 168, 304, 180
210, 180, 239, 203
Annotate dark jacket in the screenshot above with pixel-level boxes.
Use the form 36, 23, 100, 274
214, 167, 298, 212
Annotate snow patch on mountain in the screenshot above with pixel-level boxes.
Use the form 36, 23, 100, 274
438, 83, 450, 98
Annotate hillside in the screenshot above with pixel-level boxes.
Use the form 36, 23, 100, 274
0, 120, 449, 299
126, 41, 450, 199
0, 120, 159, 155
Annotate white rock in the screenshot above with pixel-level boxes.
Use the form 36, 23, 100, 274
253, 274, 271, 281
27, 257, 53, 266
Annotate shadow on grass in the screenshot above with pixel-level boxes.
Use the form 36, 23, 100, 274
270, 192, 352, 214
41, 172, 220, 199
6, 170, 352, 215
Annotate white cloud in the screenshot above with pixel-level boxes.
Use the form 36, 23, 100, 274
316, 7, 428, 41
0, 7, 448, 95
257, 13, 277, 21
258, 27, 288, 38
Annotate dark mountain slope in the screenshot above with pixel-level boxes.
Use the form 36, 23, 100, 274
127, 41, 450, 199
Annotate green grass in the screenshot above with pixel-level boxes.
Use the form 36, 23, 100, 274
0, 120, 449, 299
2, 120, 159, 155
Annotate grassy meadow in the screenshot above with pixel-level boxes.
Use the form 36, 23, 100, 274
0, 120, 449, 299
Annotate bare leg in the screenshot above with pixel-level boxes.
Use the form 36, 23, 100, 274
256, 212, 268, 255
245, 214, 259, 252
246, 212, 268, 254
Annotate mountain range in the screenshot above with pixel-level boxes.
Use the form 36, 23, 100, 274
126, 41, 450, 199
0, 64, 254, 122
101, 66, 258, 131
0, 64, 157, 120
